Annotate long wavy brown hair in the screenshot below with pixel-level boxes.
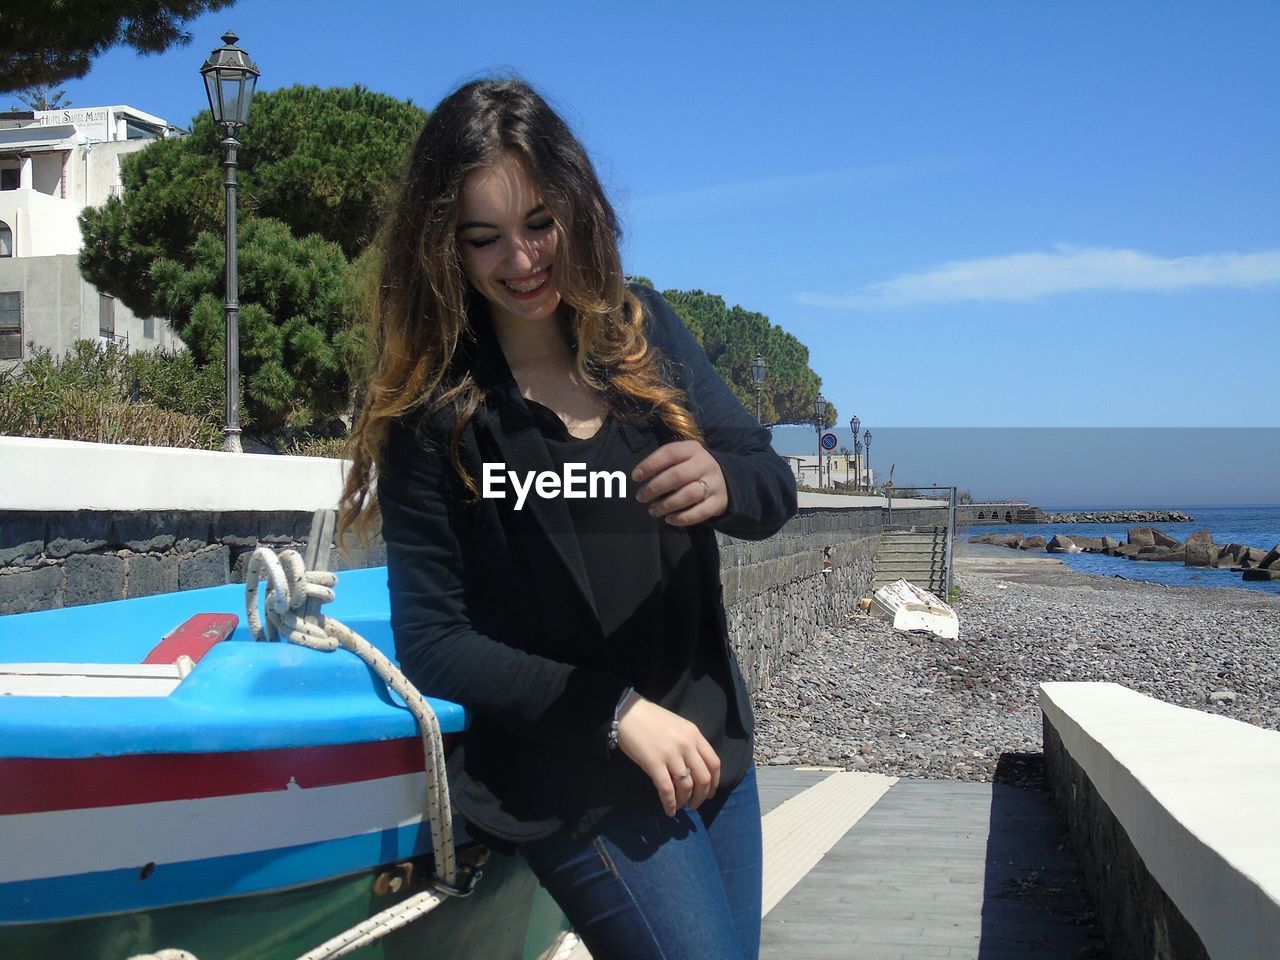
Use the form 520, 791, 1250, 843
339, 78, 702, 545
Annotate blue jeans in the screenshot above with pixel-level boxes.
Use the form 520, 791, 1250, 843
521, 764, 762, 960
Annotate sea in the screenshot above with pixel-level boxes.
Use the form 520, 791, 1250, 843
959, 504, 1280, 595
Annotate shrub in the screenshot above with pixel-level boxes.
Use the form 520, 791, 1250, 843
0, 341, 228, 449
282, 434, 350, 459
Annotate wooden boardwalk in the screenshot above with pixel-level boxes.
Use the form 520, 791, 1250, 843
758, 769, 1103, 960
563, 767, 1104, 960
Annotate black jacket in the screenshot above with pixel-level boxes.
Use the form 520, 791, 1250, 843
378, 285, 797, 841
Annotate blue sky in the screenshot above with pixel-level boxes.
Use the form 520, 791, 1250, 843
54, 1, 1279, 498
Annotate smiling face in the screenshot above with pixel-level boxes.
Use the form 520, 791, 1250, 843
456, 153, 562, 334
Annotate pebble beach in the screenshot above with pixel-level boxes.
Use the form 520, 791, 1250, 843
752, 543, 1280, 781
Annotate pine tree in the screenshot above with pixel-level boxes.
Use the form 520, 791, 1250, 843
79, 85, 427, 433
0, 1, 237, 92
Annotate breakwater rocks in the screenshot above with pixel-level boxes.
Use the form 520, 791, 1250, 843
969, 526, 1280, 584
1043, 510, 1194, 523
752, 569, 1280, 781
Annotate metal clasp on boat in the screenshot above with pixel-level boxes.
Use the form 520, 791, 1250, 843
433, 849, 489, 898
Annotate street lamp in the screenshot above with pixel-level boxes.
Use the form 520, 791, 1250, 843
201, 30, 260, 453
863, 429, 872, 491
813, 394, 827, 488
849, 415, 860, 490
751, 352, 767, 424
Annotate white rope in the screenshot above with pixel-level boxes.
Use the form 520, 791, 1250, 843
295, 889, 450, 960
243, 547, 458, 889
129, 547, 465, 960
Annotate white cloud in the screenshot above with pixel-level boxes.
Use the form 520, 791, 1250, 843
796, 245, 1280, 308
628, 157, 960, 222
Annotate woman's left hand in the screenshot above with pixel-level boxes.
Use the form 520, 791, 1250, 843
632, 441, 728, 526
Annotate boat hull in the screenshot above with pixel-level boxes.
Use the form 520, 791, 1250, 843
2, 849, 569, 960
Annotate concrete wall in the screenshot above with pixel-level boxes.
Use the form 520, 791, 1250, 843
0, 255, 183, 363
1040, 682, 1280, 960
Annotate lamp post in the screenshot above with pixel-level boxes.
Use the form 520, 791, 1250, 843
863, 429, 872, 491
201, 31, 260, 453
813, 394, 827, 488
849, 414, 860, 490
751, 352, 767, 424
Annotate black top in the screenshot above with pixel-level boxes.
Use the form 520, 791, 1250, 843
378, 285, 798, 845
519, 399, 750, 837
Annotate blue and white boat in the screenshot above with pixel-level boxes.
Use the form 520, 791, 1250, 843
0, 564, 567, 960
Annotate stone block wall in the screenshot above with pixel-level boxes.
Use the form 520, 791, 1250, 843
719, 508, 882, 693
0, 510, 386, 616
884, 504, 952, 529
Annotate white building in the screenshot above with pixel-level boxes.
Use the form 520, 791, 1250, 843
0, 105, 185, 365
784, 453, 875, 491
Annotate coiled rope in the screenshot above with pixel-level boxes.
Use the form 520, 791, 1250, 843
129, 547, 469, 960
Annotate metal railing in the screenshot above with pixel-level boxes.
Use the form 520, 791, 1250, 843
884, 484, 956, 597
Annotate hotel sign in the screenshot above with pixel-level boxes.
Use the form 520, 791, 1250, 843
36, 108, 111, 141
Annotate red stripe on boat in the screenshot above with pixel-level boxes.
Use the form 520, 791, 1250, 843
143, 613, 239, 665
0, 735, 452, 815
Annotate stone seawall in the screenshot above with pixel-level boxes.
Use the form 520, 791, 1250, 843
0, 511, 385, 616
0, 506, 898, 697
1044, 717, 1210, 960
722, 508, 881, 693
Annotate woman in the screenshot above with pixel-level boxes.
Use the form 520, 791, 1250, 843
340, 78, 797, 960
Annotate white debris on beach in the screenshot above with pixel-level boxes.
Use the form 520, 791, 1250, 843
752, 563, 1280, 782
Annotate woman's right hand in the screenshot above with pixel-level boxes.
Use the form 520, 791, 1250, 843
616, 695, 721, 817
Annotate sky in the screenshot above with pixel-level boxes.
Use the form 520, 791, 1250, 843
52, 1, 1280, 502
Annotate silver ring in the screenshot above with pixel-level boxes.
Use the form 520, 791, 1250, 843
697, 479, 710, 502
675, 769, 692, 781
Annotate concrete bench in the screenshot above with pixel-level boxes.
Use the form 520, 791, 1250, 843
1040, 681, 1280, 960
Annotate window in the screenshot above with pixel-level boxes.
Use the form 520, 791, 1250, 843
98, 292, 115, 337
0, 220, 11, 257
0, 292, 21, 360
0, 168, 17, 191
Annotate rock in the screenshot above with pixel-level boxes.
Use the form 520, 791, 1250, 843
0, 565, 64, 615
1102, 535, 1122, 556
112, 513, 177, 553
1261, 544, 1280, 570
1151, 528, 1182, 548
1047, 535, 1081, 554
1185, 540, 1220, 568
125, 554, 180, 599
46, 512, 113, 558
1240, 547, 1268, 569
1186, 530, 1216, 545
1215, 544, 1248, 568
1018, 535, 1048, 551
1127, 526, 1157, 547
1134, 546, 1186, 562
1242, 568, 1280, 581
63, 554, 126, 606
177, 544, 230, 590
1069, 536, 1105, 552
0, 514, 46, 566
1116, 543, 1144, 559
1208, 690, 1237, 704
